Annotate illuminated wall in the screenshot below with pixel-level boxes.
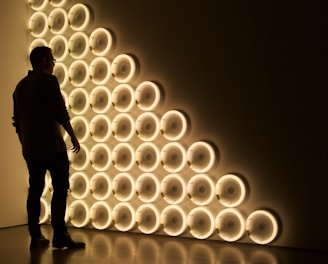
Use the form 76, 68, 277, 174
1, 0, 326, 251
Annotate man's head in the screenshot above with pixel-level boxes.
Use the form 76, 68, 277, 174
30, 46, 56, 74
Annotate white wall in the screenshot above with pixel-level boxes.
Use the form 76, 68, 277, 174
0, 1, 29, 227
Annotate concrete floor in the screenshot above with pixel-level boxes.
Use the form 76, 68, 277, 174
0, 225, 327, 264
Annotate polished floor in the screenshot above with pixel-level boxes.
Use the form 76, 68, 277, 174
0, 225, 328, 264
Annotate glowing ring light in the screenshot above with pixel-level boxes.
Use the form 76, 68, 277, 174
135, 142, 160, 172
135, 81, 162, 111
111, 113, 135, 142
29, 38, 47, 54
246, 210, 279, 245
187, 141, 217, 173
112, 173, 135, 202
68, 32, 89, 59
28, 12, 48, 38
135, 112, 160, 142
90, 143, 111, 171
160, 142, 186, 173
111, 54, 137, 83
53, 62, 68, 88
161, 205, 187, 236
68, 88, 89, 115
68, 3, 92, 31
89, 27, 113, 56
70, 116, 89, 143
48, 35, 68, 61
160, 110, 189, 141
111, 84, 135, 112
28, 0, 48, 11
112, 202, 136, 232
68, 60, 89, 87
42, 173, 52, 196
112, 143, 135, 172
90, 86, 112, 114
40, 198, 50, 224
160, 174, 186, 204
215, 208, 245, 242
135, 173, 160, 203
216, 174, 247, 208
187, 174, 215, 206
187, 207, 215, 239
48, 8, 68, 35
90, 201, 112, 230
49, 0, 67, 8
90, 172, 112, 201
69, 144, 89, 171
89, 57, 111, 85
136, 204, 161, 234
89, 115, 111, 142
68, 200, 90, 228
69, 172, 89, 199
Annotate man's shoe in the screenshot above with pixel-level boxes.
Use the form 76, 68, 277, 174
52, 232, 85, 249
30, 234, 50, 250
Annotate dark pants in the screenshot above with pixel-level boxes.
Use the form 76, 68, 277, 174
24, 152, 69, 238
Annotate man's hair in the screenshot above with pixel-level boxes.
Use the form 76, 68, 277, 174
29, 46, 52, 68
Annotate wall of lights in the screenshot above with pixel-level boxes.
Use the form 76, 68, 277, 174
29, 0, 280, 245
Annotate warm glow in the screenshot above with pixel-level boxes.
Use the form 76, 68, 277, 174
89, 57, 112, 85
187, 174, 215, 206
161, 205, 187, 236
187, 207, 215, 239
160, 110, 188, 141
135, 173, 161, 203
160, 142, 186, 173
68, 200, 90, 228
111, 113, 135, 142
112, 143, 135, 172
69, 172, 90, 199
49, 35, 68, 61
89, 86, 112, 113
28, 11, 48, 37
89, 27, 114, 56
111, 84, 135, 112
160, 174, 186, 204
135, 81, 162, 111
90, 201, 112, 230
112, 54, 137, 83
187, 141, 216, 173
68, 32, 90, 59
48, 7, 68, 35
135, 142, 160, 172
112, 173, 135, 202
68, 60, 89, 87
112, 202, 136, 232
90, 143, 112, 171
136, 204, 161, 234
90, 172, 112, 201
135, 112, 160, 142
68, 3, 92, 31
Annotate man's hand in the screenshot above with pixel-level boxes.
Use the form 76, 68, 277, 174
71, 137, 80, 153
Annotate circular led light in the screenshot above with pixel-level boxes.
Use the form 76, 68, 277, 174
246, 210, 279, 245
216, 174, 247, 208
112, 84, 135, 112
160, 142, 186, 173
135, 173, 161, 203
90, 143, 112, 171
90, 86, 112, 114
68, 32, 89, 59
89, 27, 114, 56
90, 172, 112, 201
161, 205, 187, 236
49, 0, 68, 8
135, 112, 160, 142
135, 81, 162, 111
187, 207, 215, 239
89, 57, 111, 85
112, 173, 135, 202
40, 198, 50, 224
69, 172, 89, 199
28, 0, 48, 11
48, 8, 68, 35
68, 60, 89, 87
160, 110, 189, 141
49, 35, 68, 61
29, 38, 47, 54
216, 208, 245, 242
89, 115, 111, 142
135, 142, 160, 172
187, 141, 217, 173
28, 11, 48, 37
187, 174, 215, 206
112, 143, 135, 172
90, 201, 112, 230
53, 62, 68, 88
70, 116, 89, 143
112, 54, 138, 83
68, 144, 89, 171
68, 200, 90, 228
111, 113, 135, 142
160, 174, 186, 204
112, 202, 136, 232
136, 204, 161, 234
68, 88, 89, 115
68, 3, 92, 31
